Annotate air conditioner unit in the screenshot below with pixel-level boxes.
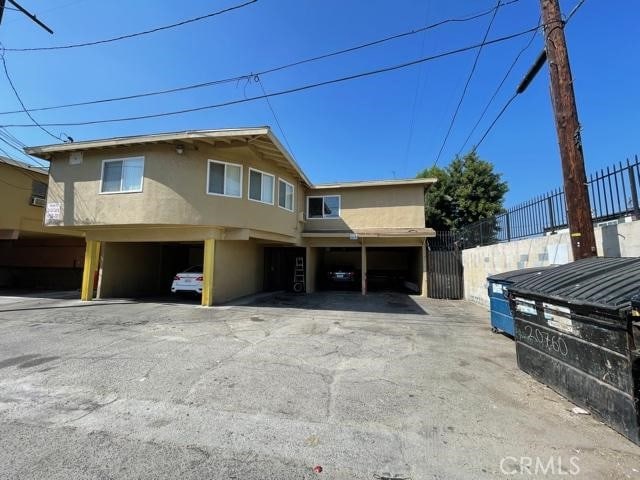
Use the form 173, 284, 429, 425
30, 196, 46, 207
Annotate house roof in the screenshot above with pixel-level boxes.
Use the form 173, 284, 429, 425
0, 155, 48, 176
312, 178, 436, 189
24, 127, 437, 189
25, 127, 312, 186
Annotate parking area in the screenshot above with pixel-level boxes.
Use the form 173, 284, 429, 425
0, 292, 638, 479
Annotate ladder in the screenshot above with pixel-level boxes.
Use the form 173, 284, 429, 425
293, 256, 305, 293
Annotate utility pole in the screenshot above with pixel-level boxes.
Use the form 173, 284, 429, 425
539, 0, 596, 259
0, 0, 54, 32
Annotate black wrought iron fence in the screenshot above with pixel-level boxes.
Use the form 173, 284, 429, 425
459, 155, 640, 248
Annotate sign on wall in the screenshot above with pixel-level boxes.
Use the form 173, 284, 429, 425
45, 202, 62, 223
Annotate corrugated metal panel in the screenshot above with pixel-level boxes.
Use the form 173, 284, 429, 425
509, 257, 640, 312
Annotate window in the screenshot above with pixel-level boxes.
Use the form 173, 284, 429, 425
307, 195, 341, 219
100, 157, 144, 194
207, 160, 242, 198
32, 180, 47, 199
278, 179, 295, 212
249, 168, 275, 204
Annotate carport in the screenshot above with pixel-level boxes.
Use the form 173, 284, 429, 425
304, 228, 434, 296
0, 234, 85, 291
313, 246, 423, 293
97, 241, 204, 299
0, 157, 86, 293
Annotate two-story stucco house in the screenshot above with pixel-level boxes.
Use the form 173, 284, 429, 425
25, 127, 436, 306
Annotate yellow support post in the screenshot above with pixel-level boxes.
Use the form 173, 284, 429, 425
80, 240, 101, 301
201, 239, 216, 307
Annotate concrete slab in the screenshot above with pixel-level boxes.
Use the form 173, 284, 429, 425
0, 292, 638, 479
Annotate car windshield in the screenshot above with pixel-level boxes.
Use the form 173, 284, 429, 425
182, 265, 203, 273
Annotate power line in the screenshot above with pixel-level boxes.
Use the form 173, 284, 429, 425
402, 0, 432, 176
433, 0, 502, 166
256, 76, 295, 156
6, 24, 542, 130
0, 133, 48, 168
3, 0, 258, 52
0, 1, 521, 117
471, 0, 587, 152
473, 93, 517, 151
0, 125, 49, 168
457, 17, 540, 155
0, 51, 64, 142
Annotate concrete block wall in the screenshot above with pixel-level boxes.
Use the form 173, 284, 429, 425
462, 219, 640, 308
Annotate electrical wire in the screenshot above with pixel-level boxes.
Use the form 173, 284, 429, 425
470, 0, 587, 152
0, 51, 64, 142
457, 17, 540, 155
402, 0, 431, 176
472, 93, 517, 151
0, 126, 50, 168
3, 0, 259, 52
0, 0, 521, 117
433, 0, 502, 166
0, 134, 49, 168
256, 76, 295, 156
4, 25, 542, 130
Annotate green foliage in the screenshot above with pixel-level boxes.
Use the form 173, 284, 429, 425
417, 151, 508, 231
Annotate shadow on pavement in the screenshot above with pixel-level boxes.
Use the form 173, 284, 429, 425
242, 291, 430, 315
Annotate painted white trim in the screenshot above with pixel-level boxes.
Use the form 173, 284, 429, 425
278, 178, 295, 212
99, 156, 145, 194
248, 167, 275, 205
306, 194, 341, 219
206, 159, 243, 198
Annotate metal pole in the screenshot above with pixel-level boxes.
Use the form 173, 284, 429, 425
547, 196, 555, 231
628, 158, 640, 220
539, 0, 596, 259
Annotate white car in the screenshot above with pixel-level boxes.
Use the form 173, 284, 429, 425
171, 266, 203, 294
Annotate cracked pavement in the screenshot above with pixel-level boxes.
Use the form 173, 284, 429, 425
0, 291, 638, 479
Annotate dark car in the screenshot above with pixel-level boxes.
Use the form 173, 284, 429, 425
326, 265, 357, 283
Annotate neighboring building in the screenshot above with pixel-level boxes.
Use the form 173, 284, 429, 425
25, 127, 436, 305
0, 156, 85, 289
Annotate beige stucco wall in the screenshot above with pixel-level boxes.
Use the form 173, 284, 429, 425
462, 219, 640, 308
46, 143, 303, 239
303, 184, 426, 232
0, 162, 48, 234
213, 239, 264, 303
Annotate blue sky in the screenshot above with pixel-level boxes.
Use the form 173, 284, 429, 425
0, 0, 637, 206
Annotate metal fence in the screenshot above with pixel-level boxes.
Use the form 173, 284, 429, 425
459, 155, 640, 248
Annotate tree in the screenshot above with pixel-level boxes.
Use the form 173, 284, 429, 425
417, 151, 508, 231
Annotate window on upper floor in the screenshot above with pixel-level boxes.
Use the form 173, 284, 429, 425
249, 168, 275, 204
278, 179, 295, 212
307, 195, 341, 219
31, 180, 47, 199
100, 157, 144, 194
207, 160, 242, 198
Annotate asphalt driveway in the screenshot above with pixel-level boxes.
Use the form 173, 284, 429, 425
0, 291, 638, 479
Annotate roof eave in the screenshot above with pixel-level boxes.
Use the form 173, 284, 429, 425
23, 127, 272, 156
